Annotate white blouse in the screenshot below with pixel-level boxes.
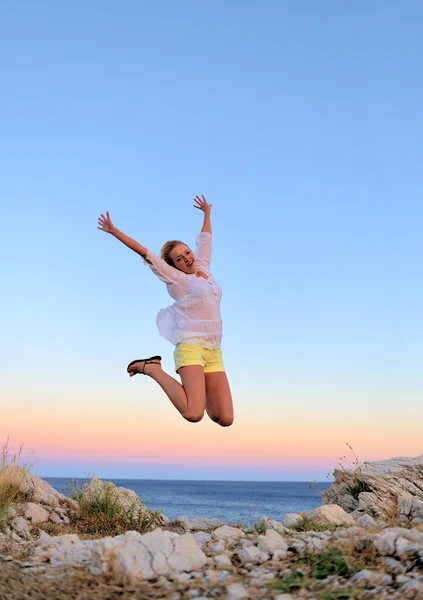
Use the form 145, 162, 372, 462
143, 232, 222, 349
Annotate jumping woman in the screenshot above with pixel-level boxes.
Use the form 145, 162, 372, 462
97, 196, 234, 427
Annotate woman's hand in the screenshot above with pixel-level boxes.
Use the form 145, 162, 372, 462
193, 195, 212, 214
97, 211, 116, 234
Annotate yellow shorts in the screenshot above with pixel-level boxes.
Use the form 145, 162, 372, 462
174, 343, 225, 373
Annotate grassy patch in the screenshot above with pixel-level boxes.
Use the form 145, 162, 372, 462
291, 514, 346, 533
244, 518, 266, 535
270, 546, 356, 595
0, 440, 33, 531
300, 546, 354, 579
70, 479, 162, 536
270, 568, 310, 593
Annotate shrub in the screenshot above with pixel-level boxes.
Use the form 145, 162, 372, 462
0, 440, 32, 531
71, 478, 162, 536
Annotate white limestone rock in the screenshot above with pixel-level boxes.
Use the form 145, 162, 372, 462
212, 525, 245, 542
322, 454, 423, 519
34, 533, 92, 566
282, 513, 302, 528
192, 531, 212, 545
313, 504, 356, 526
226, 583, 249, 599
22, 473, 79, 511
256, 529, 288, 556
177, 515, 224, 531
237, 544, 261, 564
90, 528, 207, 583
214, 553, 232, 568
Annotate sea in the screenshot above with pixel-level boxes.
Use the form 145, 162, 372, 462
45, 478, 330, 525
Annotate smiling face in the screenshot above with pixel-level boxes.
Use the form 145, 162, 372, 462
169, 243, 197, 274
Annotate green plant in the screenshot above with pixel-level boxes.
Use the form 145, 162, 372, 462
245, 518, 266, 535
299, 547, 355, 579
270, 568, 310, 593
70, 478, 162, 536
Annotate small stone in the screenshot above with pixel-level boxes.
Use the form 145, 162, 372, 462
214, 554, 232, 568
399, 580, 422, 597
193, 531, 212, 544
208, 542, 226, 554
226, 583, 248, 599
49, 512, 63, 525
257, 529, 288, 555
237, 545, 261, 564
381, 557, 407, 574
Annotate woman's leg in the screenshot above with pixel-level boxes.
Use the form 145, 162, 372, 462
205, 372, 234, 427
128, 361, 206, 422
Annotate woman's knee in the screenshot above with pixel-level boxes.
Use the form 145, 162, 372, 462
218, 415, 234, 427
209, 413, 234, 427
183, 409, 205, 423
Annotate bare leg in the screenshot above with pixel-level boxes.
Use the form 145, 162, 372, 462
128, 361, 206, 422
205, 372, 234, 427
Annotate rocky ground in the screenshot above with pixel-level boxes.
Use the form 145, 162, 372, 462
1, 456, 423, 599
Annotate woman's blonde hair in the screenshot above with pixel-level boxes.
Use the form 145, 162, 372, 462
160, 240, 185, 267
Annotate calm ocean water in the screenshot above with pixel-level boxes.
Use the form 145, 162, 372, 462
45, 478, 330, 525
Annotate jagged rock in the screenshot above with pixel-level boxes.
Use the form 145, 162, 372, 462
22, 473, 79, 511
10, 516, 31, 539
322, 454, 423, 519
398, 492, 423, 524
34, 533, 92, 566
90, 529, 207, 582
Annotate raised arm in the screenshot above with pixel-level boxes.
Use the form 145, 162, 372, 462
193, 195, 213, 273
97, 212, 148, 258
194, 195, 212, 233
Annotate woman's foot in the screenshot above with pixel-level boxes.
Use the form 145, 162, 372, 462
127, 358, 162, 377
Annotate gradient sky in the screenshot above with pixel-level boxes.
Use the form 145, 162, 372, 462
1, 1, 422, 481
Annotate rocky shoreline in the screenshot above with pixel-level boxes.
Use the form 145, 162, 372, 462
1, 455, 423, 599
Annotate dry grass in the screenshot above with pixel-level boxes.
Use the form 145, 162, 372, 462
0, 440, 33, 531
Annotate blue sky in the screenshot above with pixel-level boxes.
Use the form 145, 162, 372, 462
1, 1, 422, 480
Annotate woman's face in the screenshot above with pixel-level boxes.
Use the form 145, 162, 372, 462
169, 243, 197, 274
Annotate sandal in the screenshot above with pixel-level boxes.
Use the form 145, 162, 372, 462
127, 355, 162, 375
